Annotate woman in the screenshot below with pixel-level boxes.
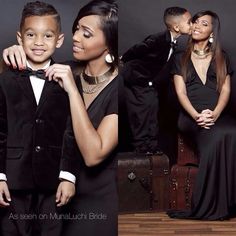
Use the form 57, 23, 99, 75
51, 1, 118, 235
53, 1, 118, 235
3, 0, 118, 234
168, 10, 236, 220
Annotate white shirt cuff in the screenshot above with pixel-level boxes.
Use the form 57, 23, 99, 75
0, 173, 7, 181
59, 171, 76, 184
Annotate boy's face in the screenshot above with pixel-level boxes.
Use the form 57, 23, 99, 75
17, 15, 64, 69
178, 11, 192, 35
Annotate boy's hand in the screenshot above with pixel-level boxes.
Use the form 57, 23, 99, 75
56, 180, 75, 207
3, 45, 26, 70
0, 181, 11, 207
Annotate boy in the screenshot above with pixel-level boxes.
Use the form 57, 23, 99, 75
121, 7, 191, 157
0, 2, 76, 235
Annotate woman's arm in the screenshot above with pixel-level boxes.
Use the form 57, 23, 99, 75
46, 64, 118, 167
212, 75, 230, 121
69, 91, 118, 166
2, 45, 26, 69
174, 74, 200, 120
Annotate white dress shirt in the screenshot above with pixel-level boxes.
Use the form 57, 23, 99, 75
167, 33, 177, 61
0, 60, 76, 184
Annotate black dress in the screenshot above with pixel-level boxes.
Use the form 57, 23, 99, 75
61, 76, 118, 235
167, 52, 236, 220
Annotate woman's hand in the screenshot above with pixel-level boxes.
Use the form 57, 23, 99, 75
45, 64, 78, 95
2, 45, 26, 70
196, 109, 215, 129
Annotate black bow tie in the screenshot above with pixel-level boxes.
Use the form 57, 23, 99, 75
170, 41, 177, 50
23, 68, 46, 80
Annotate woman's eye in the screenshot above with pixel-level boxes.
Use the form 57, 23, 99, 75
83, 31, 92, 38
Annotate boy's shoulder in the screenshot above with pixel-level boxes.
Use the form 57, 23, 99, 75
144, 30, 170, 42
0, 67, 18, 82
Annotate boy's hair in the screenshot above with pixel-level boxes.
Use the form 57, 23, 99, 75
164, 7, 188, 29
20, 1, 61, 32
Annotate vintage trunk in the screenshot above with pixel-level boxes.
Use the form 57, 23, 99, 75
169, 164, 199, 210
118, 152, 169, 213
177, 134, 198, 166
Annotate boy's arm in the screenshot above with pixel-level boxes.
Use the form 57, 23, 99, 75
56, 116, 78, 206
59, 116, 79, 177
0, 82, 11, 206
122, 34, 158, 63
0, 84, 7, 174
59, 171, 76, 184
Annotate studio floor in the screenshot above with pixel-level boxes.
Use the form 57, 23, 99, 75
118, 212, 236, 236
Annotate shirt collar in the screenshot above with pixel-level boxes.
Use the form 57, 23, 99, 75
169, 31, 178, 44
26, 60, 51, 70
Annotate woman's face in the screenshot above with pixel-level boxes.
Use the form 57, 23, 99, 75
72, 15, 108, 62
191, 15, 213, 41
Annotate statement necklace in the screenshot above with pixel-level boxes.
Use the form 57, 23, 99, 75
80, 67, 113, 94
193, 47, 210, 57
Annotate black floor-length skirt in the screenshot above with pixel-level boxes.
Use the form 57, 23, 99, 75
168, 112, 236, 220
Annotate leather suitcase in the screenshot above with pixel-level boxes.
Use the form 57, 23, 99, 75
169, 164, 198, 210
177, 133, 198, 166
117, 152, 169, 213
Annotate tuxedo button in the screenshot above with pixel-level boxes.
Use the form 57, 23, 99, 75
35, 146, 41, 152
36, 119, 43, 124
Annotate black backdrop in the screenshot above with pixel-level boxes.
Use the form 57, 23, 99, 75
118, 0, 236, 152
0, 0, 90, 62
119, 0, 236, 103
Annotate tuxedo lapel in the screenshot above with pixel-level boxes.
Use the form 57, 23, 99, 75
37, 79, 57, 108
16, 71, 37, 108
36, 58, 57, 109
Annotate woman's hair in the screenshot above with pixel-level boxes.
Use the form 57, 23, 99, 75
182, 10, 226, 91
72, 0, 118, 69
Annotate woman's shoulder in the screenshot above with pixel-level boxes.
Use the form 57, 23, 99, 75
100, 75, 118, 101
173, 51, 185, 61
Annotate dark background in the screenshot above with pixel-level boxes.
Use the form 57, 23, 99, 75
119, 0, 236, 106
0, 0, 90, 62
119, 0, 236, 64
118, 0, 236, 153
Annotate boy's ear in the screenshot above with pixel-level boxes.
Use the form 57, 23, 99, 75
56, 33, 64, 48
173, 24, 180, 33
16, 31, 23, 45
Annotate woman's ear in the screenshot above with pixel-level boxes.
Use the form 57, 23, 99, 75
16, 31, 23, 45
56, 33, 64, 48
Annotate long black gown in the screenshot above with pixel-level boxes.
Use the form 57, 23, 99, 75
167, 52, 236, 220
61, 74, 118, 235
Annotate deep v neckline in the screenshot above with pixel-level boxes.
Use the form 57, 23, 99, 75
190, 58, 211, 86
86, 76, 117, 112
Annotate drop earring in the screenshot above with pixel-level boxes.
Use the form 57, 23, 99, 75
209, 36, 214, 43
105, 54, 114, 64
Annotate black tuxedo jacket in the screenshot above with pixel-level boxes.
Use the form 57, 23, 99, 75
0, 66, 72, 190
122, 30, 171, 64
121, 31, 184, 87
